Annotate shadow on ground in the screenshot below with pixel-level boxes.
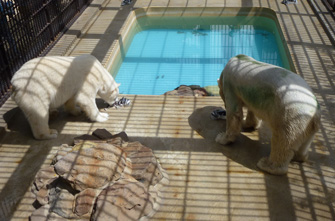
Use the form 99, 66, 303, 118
188, 106, 270, 172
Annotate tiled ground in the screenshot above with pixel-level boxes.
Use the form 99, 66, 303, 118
0, 0, 334, 220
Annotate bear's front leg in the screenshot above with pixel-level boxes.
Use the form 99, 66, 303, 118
215, 132, 231, 145
76, 96, 109, 122
216, 105, 243, 145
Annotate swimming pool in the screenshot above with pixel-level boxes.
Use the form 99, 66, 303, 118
106, 7, 294, 95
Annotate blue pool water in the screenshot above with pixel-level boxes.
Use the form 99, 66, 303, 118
115, 27, 284, 95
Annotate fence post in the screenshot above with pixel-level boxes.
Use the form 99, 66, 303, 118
0, 45, 11, 96
44, 0, 55, 41
76, 0, 80, 12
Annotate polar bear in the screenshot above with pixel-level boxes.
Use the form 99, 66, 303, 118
11, 55, 120, 140
215, 55, 320, 175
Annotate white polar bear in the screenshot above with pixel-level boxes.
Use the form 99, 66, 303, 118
216, 54, 321, 175
11, 55, 120, 140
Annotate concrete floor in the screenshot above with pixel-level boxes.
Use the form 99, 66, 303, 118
1, 0, 335, 220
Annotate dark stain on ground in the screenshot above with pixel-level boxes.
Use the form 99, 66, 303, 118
226, 169, 257, 174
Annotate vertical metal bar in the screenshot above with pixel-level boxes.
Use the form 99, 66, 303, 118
76, 0, 81, 12
44, 0, 55, 41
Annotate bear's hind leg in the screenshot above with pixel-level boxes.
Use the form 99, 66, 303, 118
293, 135, 315, 162
23, 108, 58, 140
64, 97, 82, 116
293, 115, 320, 162
257, 132, 294, 175
243, 110, 259, 130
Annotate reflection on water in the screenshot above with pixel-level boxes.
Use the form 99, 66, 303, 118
116, 25, 283, 95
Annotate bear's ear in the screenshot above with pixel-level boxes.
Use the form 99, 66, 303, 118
100, 85, 107, 94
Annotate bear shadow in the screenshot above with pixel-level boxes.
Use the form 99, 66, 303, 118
188, 106, 271, 172
2, 98, 109, 139
3, 107, 32, 138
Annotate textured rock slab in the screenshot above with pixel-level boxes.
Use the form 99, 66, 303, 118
74, 130, 129, 144
32, 165, 58, 193
30, 204, 88, 221
92, 128, 114, 139
30, 130, 169, 220
74, 188, 101, 217
73, 134, 101, 144
107, 136, 125, 147
50, 188, 77, 219
122, 141, 163, 187
35, 186, 50, 206
53, 144, 75, 163
165, 85, 210, 96
54, 143, 127, 191
30, 205, 67, 221
91, 179, 155, 221
31, 165, 58, 206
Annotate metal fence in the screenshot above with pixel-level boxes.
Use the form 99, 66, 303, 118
0, 0, 92, 106
326, 0, 335, 9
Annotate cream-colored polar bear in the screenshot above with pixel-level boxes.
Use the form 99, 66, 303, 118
11, 55, 120, 140
216, 54, 320, 175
